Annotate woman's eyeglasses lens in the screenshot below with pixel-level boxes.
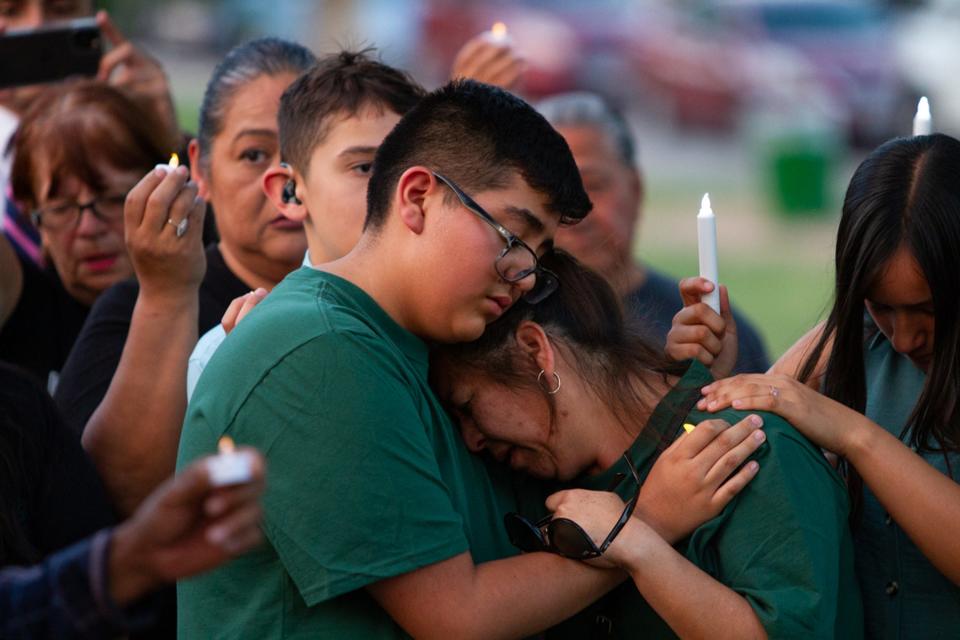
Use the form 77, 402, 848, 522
33, 195, 126, 231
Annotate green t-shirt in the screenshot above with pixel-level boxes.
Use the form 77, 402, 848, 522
176, 267, 523, 639
549, 361, 864, 639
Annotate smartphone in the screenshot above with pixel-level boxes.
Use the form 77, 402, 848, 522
0, 17, 102, 89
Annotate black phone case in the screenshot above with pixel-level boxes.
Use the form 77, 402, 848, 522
0, 18, 102, 89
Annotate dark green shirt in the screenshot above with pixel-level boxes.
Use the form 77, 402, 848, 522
176, 268, 523, 639
550, 361, 863, 639
857, 329, 960, 639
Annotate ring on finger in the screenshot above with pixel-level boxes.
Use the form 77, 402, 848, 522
166, 216, 189, 238
769, 385, 780, 399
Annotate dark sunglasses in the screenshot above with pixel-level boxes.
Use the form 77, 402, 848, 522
503, 453, 641, 559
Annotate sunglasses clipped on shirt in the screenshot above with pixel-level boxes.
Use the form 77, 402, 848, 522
503, 452, 641, 560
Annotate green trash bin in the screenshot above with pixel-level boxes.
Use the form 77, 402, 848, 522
748, 98, 843, 218
766, 133, 839, 216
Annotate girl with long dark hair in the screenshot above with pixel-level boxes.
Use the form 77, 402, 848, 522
675, 134, 960, 637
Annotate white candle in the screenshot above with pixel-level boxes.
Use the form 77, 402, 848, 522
913, 97, 931, 136
697, 193, 720, 314
155, 152, 180, 174
207, 436, 253, 487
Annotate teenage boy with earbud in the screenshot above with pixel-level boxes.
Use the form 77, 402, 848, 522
187, 43, 532, 393
185, 50, 426, 395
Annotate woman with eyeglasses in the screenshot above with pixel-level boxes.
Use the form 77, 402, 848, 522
0, 79, 177, 387
48, 38, 316, 516
430, 250, 862, 639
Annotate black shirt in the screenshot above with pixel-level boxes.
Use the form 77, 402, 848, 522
0, 253, 89, 389
54, 244, 251, 436
0, 362, 116, 567
624, 265, 771, 374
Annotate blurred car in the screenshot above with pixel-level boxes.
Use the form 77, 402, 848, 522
418, 0, 911, 144
707, 0, 913, 144
623, 12, 752, 130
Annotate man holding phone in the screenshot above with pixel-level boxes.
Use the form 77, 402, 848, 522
0, 0, 177, 264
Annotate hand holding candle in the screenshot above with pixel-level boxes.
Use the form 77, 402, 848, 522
913, 97, 932, 136
155, 152, 180, 174
207, 436, 254, 487
451, 22, 524, 91
697, 193, 720, 314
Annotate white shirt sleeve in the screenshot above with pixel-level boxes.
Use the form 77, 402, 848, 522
187, 324, 228, 401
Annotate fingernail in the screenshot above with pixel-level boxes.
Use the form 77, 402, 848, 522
205, 496, 225, 516
748, 461, 760, 472
175, 165, 189, 176
707, 401, 717, 410
753, 430, 766, 443
697, 399, 707, 410
206, 525, 228, 545
749, 415, 763, 427
254, 287, 267, 297
154, 167, 167, 177
223, 537, 248, 554
732, 399, 743, 409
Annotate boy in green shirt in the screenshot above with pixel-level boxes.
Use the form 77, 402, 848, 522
176, 75, 627, 638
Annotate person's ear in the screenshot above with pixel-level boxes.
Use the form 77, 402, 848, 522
187, 139, 209, 200
395, 167, 436, 235
514, 320, 556, 375
263, 162, 307, 222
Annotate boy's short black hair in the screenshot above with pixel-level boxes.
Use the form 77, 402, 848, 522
365, 79, 592, 230
278, 49, 426, 171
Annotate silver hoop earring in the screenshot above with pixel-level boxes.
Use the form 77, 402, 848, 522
537, 369, 561, 395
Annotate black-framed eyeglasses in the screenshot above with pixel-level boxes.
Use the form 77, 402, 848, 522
503, 453, 641, 559
31, 193, 127, 231
433, 172, 559, 304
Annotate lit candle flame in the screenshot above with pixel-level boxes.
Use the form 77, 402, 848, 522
169, 153, 180, 169
491, 22, 508, 40
218, 436, 236, 454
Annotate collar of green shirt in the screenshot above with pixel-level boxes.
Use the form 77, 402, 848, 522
576, 360, 711, 492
